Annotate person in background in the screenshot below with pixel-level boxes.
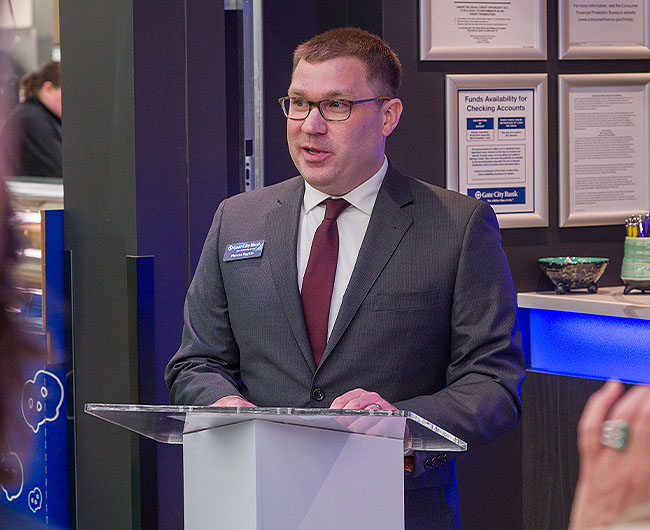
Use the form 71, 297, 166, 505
570, 381, 650, 529
0, 61, 62, 178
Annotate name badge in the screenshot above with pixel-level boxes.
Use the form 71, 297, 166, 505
223, 240, 264, 262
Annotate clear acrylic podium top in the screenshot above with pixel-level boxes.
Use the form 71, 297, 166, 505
85, 404, 467, 452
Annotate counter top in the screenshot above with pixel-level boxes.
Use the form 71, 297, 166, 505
517, 286, 650, 320
8, 179, 63, 199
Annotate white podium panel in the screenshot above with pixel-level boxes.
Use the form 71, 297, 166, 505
183, 420, 404, 530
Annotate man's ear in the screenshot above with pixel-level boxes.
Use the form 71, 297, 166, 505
381, 98, 403, 138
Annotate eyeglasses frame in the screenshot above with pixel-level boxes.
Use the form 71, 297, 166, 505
278, 96, 391, 122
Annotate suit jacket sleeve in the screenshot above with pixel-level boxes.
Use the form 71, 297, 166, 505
395, 201, 524, 461
164, 201, 244, 405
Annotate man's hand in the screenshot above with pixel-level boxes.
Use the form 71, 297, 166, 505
210, 395, 256, 407
330, 388, 407, 442
569, 381, 650, 529
330, 388, 398, 411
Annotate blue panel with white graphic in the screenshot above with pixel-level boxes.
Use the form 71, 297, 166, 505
0, 210, 70, 529
498, 117, 525, 129
467, 187, 526, 205
467, 117, 493, 130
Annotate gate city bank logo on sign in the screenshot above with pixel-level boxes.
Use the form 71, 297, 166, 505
468, 187, 526, 205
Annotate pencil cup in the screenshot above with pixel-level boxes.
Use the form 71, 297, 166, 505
621, 237, 650, 294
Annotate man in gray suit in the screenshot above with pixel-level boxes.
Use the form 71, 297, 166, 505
166, 27, 525, 529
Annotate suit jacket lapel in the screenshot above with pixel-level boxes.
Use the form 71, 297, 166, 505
321, 165, 413, 365
265, 178, 317, 371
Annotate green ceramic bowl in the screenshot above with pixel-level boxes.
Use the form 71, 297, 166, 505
539, 257, 609, 294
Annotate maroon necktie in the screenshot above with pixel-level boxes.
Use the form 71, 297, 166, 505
301, 198, 350, 366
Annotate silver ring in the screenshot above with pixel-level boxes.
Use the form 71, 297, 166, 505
601, 419, 629, 450
370, 403, 382, 410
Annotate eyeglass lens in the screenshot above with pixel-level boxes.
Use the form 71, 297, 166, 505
282, 98, 351, 121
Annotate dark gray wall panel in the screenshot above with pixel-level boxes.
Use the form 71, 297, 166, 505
60, 1, 138, 528
61, 1, 229, 527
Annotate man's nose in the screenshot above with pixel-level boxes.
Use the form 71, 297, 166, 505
300, 105, 327, 134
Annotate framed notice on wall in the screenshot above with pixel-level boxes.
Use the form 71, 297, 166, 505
446, 74, 548, 229
419, 0, 547, 60
558, 74, 650, 227
559, 0, 650, 59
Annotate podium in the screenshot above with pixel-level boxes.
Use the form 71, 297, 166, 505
85, 404, 466, 529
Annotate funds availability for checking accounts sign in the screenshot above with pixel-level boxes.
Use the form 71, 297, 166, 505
457, 88, 535, 215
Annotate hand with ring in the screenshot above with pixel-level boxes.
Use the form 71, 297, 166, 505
329, 388, 397, 412
569, 381, 650, 529
328, 388, 401, 436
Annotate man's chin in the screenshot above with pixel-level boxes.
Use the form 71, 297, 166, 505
301, 170, 337, 192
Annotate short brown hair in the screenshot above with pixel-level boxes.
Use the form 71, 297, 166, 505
293, 27, 402, 98
21, 61, 60, 100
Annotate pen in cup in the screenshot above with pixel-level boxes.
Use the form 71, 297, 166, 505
625, 213, 650, 237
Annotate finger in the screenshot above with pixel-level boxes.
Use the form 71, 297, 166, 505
599, 385, 649, 454
211, 396, 256, 407
634, 387, 650, 443
630, 390, 650, 478
578, 381, 624, 458
363, 402, 384, 410
619, 386, 650, 453
341, 392, 382, 410
343, 396, 395, 411
330, 388, 367, 409
607, 384, 650, 423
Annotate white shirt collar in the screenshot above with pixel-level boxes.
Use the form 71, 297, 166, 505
302, 156, 388, 215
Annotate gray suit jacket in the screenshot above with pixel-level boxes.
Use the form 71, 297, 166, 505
165, 164, 525, 523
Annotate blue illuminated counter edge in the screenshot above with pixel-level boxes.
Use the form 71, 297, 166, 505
517, 286, 650, 385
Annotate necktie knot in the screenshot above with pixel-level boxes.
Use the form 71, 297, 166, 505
323, 198, 349, 221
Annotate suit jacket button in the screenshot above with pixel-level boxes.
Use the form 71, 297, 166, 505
312, 388, 325, 401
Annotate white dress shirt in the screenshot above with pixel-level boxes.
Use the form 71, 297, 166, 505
298, 156, 388, 339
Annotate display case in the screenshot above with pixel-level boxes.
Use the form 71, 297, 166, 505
7, 177, 63, 322
3, 177, 70, 529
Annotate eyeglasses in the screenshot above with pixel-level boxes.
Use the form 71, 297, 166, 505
278, 96, 390, 122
